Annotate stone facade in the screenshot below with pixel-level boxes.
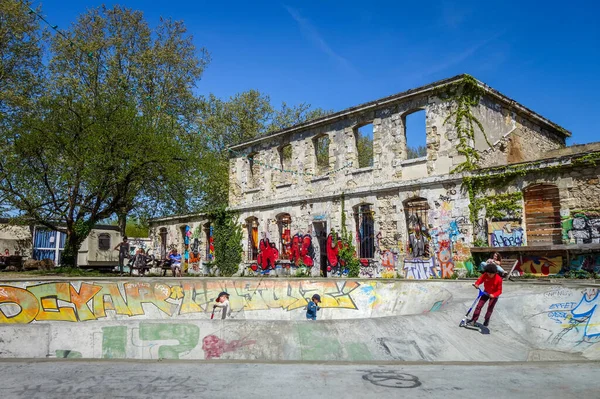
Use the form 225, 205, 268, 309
226, 75, 576, 277
151, 75, 600, 278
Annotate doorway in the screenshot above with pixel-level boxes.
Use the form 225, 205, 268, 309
313, 221, 328, 277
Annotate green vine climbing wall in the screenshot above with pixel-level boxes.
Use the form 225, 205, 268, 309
439, 75, 492, 173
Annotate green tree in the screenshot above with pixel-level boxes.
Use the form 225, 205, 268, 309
197, 91, 331, 210
357, 134, 374, 168
0, 5, 208, 266
407, 145, 427, 159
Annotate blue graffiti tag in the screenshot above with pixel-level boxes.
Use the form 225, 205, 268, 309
571, 291, 599, 338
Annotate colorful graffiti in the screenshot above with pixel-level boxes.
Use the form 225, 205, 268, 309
488, 220, 525, 247
403, 258, 438, 279
0, 280, 360, 323
563, 213, 600, 244
567, 254, 600, 274
571, 289, 600, 338
379, 250, 397, 278
436, 241, 454, 278
515, 256, 562, 275
549, 289, 600, 339
253, 238, 279, 272
290, 233, 315, 267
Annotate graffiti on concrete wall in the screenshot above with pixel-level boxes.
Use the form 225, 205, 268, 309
562, 212, 600, 245
515, 256, 562, 275
0, 280, 361, 324
487, 220, 524, 247
403, 258, 438, 280
549, 289, 600, 339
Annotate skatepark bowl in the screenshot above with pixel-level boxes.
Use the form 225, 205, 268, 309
0, 278, 599, 362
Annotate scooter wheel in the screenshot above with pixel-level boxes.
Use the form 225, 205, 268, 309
459, 320, 465, 327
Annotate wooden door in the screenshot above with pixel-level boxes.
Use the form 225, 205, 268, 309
524, 184, 562, 245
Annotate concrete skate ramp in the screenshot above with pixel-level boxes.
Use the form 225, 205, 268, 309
0, 278, 599, 361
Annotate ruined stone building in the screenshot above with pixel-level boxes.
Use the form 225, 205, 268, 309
150, 74, 600, 278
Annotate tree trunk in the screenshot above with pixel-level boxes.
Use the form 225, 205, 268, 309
117, 212, 127, 237
61, 220, 94, 268
62, 231, 82, 268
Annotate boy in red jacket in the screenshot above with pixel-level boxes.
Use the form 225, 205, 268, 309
467, 263, 503, 327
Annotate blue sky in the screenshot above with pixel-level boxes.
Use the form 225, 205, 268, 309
34, 0, 599, 145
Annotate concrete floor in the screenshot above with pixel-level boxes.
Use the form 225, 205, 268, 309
0, 360, 598, 399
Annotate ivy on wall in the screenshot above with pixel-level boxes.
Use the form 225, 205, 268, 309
211, 208, 243, 276
339, 193, 360, 278
439, 75, 492, 173
463, 151, 600, 226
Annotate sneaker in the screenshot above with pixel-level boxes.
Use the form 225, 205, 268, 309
465, 319, 476, 327
483, 320, 489, 327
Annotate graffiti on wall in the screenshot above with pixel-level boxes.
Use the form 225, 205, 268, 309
326, 233, 348, 277
403, 258, 438, 279
436, 241, 454, 278
549, 289, 600, 339
567, 254, 600, 274
562, 212, 600, 244
515, 256, 563, 275
402, 189, 472, 279
0, 280, 361, 324
488, 220, 525, 247
290, 233, 315, 268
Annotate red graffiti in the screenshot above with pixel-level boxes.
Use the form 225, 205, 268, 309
290, 234, 314, 267
253, 238, 279, 271
201, 334, 256, 359
326, 233, 343, 271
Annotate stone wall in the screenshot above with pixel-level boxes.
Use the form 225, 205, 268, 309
229, 81, 567, 209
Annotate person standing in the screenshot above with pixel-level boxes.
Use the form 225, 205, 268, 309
114, 237, 130, 276
306, 294, 321, 320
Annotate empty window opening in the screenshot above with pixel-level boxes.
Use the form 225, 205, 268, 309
356, 123, 374, 168
355, 204, 375, 259
404, 198, 431, 258
98, 233, 111, 251
314, 135, 330, 174
247, 217, 259, 261
280, 144, 292, 170
277, 213, 292, 260
247, 153, 259, 188
404, 110, 427, 159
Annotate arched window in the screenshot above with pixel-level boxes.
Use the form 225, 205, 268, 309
524, 184, 562, 245
277, 213, 292, 259
354, 204, 375, 259
404, 197, 430, 258
98, 233, 111, 251
246, 217, 259, 261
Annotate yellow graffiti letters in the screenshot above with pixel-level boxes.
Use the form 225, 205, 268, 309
27, 283, 77, 322
0, 285, 39, 323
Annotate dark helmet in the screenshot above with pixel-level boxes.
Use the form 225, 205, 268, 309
312, 294, 321, 302
218, 291, 230, 299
